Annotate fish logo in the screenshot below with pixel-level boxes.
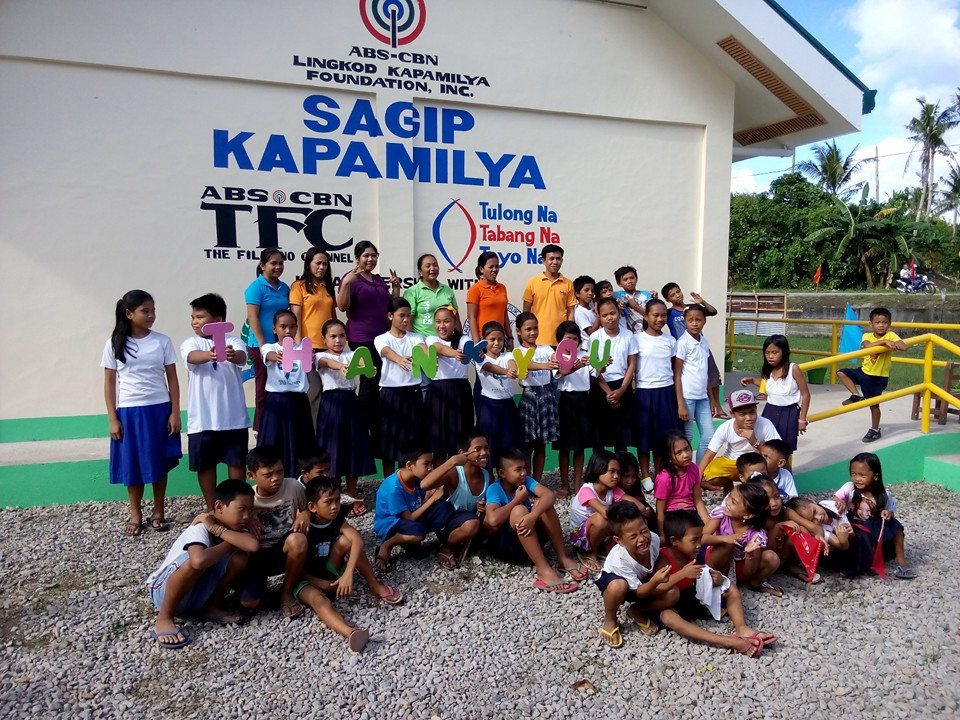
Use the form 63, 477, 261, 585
359, 0, 426, 48
432, 198, 477, 273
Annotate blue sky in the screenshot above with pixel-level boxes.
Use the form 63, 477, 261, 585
732, 0, 960, 198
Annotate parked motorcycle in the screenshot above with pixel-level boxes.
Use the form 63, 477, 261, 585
895, 275, 938, 294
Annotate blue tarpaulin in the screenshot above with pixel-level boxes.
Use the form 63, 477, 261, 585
838, 303, 861, 364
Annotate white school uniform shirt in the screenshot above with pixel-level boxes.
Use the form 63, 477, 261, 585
588, 328, 637, 382
316, 350, 359, 391
180, 334, 249, 433
260, 342, 309, 393
774, 468, 798, 498
100, 331, 177, 408
146, 523, 215, 587
573, 305, 597, 352
374, 331, 426, 388
674, 331, 710, 400
425, 335, 470, 381
476, 352, 518, 399
555, 363, 591, 392
634, 331, 676, 389
519, 345, 554, 388
707, 417, 781, 459
602, 536, 661, 590
834, 481, 897, 520
763, 364, 802, 406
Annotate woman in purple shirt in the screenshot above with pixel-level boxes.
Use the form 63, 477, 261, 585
336, 241, 401, 453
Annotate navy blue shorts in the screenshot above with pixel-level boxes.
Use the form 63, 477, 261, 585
387, 500, 476, 544
188, 428, 248, 472
839, 367, 888, 399
486, 522, 547, 565
238, 534, 293, 603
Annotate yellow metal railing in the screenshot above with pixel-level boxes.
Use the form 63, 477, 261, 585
725, 316, 960, 384
792, 334, 960, 433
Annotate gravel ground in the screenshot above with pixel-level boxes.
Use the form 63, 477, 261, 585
1, 479, 958, 720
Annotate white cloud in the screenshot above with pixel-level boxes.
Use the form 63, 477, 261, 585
847, 131, 960, 199
845, 0, 960, 95
730, 166, 763, 194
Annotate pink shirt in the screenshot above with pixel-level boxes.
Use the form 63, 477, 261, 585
653, 464, 701, 511
570, 484, 625, 528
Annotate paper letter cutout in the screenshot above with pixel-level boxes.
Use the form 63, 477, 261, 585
411, 344, 439, 379
346, 345, 376, 379
556, 338, 579, 375
201, 321, 235, 361
281, 336, 313, 373
512, 347, 535, 380
461, 339, 488, 364
589, 339, 612, 372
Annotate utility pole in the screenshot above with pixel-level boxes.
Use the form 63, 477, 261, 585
874, 145, 880, 202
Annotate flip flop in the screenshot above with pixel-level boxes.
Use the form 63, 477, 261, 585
123, 519, 145, 536
280, 601, 305, 620
748, 581, 784, 598
576, 553, 602, 573
789, 568, 822, 584
734, 635, 763, 658
149, 626, 191, 650
348, 627, 369, 653
374, 546, 393, 573
894, 565, 917, 580
436, 551, 458, 570
348, 501, 368, 518
628, 608, 660, 636
150, 516, 171, 532
533, 578, 579, 594
374, 585, 404, 605
599, 625, 623, 648
560, 564, 590, 582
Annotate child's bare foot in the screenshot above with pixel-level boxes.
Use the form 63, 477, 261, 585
731, 634, 762, 657
557, 486, 570, 499
280, 594, 305, 620
599, 621, 623, 648
736, 629, 777, 647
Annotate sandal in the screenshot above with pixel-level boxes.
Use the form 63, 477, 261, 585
348, 627, 369, 653
561, 563, 590, 582
436, 551, 458, 570
533, 578, 579, 594
280, 601, 304, 620
348, 501, 368, 518
124, 519, 145, 536
734, 635, 763, 658
599, 625, 623, 648
149, 626, 191, 650
150, 516, 171, 532
894, 565, 917, 580
577, 553, 602, 573
748, 581, 784, 598
628, 607, 660, 636
374, 585, 404, 605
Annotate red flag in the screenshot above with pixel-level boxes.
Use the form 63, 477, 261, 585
812, 263, 823, 286
783, 526, 822, 581
871, 518, 887, 579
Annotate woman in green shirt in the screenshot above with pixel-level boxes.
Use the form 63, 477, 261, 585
403, 254, 458, 337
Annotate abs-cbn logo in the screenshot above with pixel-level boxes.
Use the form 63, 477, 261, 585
199, 185, 355, 261
359, 0, 426, 48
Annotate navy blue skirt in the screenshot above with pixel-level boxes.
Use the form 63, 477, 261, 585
555, 390, 594, 452
634, 385, 681, 453
424, 379, 474, 457
258, 391, 314, 477
762, 403, 799, 452
109, 401, 181, 487
477, 396, 523, 470
592, 378, 635, 449
316, 389, 375, 478
378, 385, 424, 464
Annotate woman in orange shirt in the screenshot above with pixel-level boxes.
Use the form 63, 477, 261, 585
466, 251, 514, 347
289, 247, 337, 426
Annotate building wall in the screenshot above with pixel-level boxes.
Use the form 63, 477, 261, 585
0, 0, 734, 420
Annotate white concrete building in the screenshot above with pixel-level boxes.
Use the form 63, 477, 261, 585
0, 0, 870, 426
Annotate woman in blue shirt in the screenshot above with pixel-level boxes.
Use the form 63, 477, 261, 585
244, 249, 290, 432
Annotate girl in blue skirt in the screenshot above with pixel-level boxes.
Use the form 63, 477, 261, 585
475, 321, 522, 471
424, 305, 473, 460
101, 289, 182, 536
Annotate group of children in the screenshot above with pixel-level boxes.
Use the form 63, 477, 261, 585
102, 267, 919, 654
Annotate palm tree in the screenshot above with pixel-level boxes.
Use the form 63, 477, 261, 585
797, 140, 873, 198
905, 98, 959, 220
934, 163, 960, 235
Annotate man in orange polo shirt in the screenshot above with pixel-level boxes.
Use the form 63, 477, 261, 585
522, 244, 577, 346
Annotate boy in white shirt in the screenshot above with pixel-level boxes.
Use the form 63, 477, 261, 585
698, 390, 781, 494
180, 294, 250, 511
759, 439, 798, 498
146, 479, 258, 649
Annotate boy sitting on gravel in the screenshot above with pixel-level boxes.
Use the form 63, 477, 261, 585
484, 447, 587, 593
373, 444, 481, 571
146, 479, 259, 649
294, 475, 404, 653
238, 445, 311, 620
699, 390, 781, 493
